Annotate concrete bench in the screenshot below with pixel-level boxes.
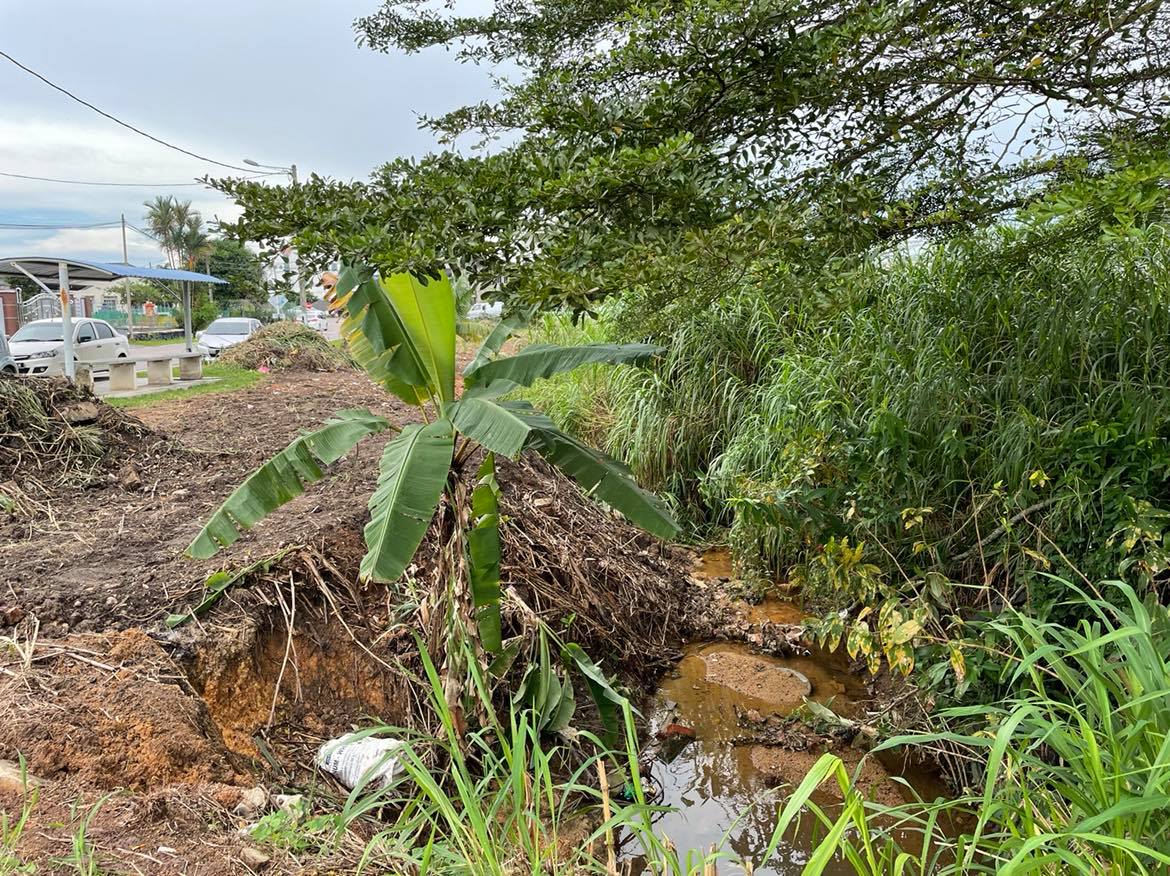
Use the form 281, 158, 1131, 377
80, 352, 203, 392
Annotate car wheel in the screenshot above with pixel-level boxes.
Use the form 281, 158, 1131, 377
1, 366, 15, 375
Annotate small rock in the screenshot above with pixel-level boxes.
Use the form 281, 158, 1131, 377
744, 709, 764, 723
0, 759, 40, 796
233, 785, 269, 817
119, 465, 142, 491
274, 793, 304, 815
0, 605, 25, 625
239, 848, 271, 868
60, 402, 100, 424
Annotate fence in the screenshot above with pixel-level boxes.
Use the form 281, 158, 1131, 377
92, 306, 178, 329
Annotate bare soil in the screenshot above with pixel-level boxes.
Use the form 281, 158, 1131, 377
1, 370, 406, 636
0, 367, 700, 873
702, 648, 812, 703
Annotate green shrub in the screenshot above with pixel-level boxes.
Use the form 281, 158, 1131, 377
527, 227, 1170, 628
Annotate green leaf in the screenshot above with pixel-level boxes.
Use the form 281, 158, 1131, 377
447, 397, 552, 458
336, 268, 431, 405
549, 675, 576, 733
187, 409, 391, 559
380, 272, 457, 403
488, 637, 523, 677
515, 631, 578, 734
563, 642, 626, 742
360, 419, 455, 582
464, 307, 534, 376
166, 547, 295, 628
527, 422, 679, 539
464, 342, 662, 393
467, 453, 503, 653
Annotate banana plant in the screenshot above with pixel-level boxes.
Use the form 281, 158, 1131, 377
187, 265, 678, 730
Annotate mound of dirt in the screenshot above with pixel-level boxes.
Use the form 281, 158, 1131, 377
0, 628, 248, 791
0, 374, 168, 500
701, 648, 812, 702
219, 321, 353, 371
750, 744, 907, 807
493, 453, 692, 671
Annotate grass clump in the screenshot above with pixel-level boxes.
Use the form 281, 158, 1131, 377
219, 320, 354, 372
843, 579, 1170, 874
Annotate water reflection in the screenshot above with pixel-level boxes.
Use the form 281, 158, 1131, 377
628, 642, 940, 875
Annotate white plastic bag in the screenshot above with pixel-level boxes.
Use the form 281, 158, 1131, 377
316, 733, 406, 790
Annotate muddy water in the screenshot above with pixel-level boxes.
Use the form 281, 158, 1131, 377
634, 642, 943, 874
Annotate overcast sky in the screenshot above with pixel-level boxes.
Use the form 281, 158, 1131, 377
0, 0, 498, 265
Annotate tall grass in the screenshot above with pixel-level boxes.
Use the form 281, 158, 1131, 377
292, 580, 1170, 875
847, 579, 1170, 874
525, 228, 1170, 607
339, 642, 751, 875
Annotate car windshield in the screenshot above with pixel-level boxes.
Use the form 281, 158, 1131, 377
11, 323, 63, 342
205, 320, 251, 335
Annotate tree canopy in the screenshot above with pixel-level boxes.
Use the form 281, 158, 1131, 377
207, 238, 266, 303
215, 0, 1170, 312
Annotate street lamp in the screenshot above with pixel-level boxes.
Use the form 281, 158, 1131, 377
243, 158, 304, 308
243, 157, 297, 184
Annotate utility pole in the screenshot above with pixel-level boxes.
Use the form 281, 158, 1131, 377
59, 261, 75, 381
121, 214, 134, 339
289, 164, 306, 310
243, 158, 305, 309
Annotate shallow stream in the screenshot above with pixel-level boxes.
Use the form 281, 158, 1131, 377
629, 556, 947, 873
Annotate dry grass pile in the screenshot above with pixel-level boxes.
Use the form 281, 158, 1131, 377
0, 374, 164, 500
492, 453, 691, 672
219, 321, 353, 372
238, 450, 695, 681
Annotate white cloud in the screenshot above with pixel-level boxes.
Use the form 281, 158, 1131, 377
0, 0, 503, 260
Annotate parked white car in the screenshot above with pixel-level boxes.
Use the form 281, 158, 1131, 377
468, 301, 504, 319
0, 330, 15, 375
10, 318, 129, 376
196, 318, 263, 359
293, 309, 328, 332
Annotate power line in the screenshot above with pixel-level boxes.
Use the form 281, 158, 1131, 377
0, 49, 258, 173
126, 223, 164, 244
0, 220, 122, 230
0, 169, 279, 187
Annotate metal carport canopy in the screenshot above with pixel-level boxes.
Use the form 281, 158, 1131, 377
0, 256, 226, 379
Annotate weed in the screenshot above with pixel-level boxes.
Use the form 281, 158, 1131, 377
0, 758, 38, 875
54, 795, 112, 876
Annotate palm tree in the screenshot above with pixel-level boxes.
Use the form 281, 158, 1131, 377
143, 195, 181, 268
143, 196, 210, 268
144, 198, 218, 336
188, 266, 677, 733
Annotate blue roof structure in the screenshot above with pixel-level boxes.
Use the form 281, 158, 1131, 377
0, 255, 226, 285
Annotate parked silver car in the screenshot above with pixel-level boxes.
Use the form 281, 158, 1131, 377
196, 317, 263, 359
10, 318, 129, 376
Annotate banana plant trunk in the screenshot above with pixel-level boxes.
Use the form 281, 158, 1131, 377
428, 473, 486, 740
